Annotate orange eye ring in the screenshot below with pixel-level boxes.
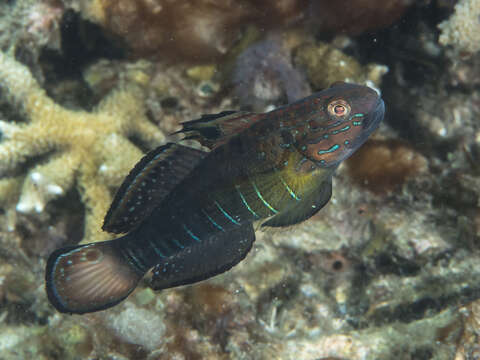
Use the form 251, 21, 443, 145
328, 99, 351, 117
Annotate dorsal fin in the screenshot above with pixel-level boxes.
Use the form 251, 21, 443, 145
175, 111, 262, 149
103, 143, 207, 234
262, 177, 332, 228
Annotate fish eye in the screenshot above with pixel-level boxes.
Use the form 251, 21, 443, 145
328, 99, 350, 117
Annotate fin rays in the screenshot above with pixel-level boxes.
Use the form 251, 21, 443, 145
45, 239, 144, 314
103, 144, 207, 234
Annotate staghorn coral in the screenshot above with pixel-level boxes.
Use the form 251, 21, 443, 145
0, 51, 164, 243
438, 0, 480, 55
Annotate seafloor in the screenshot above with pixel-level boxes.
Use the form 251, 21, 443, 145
1, 0, 480, 359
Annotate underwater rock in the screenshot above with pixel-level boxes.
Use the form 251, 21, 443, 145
69, 0, 308, 62
65, 0, 416, 62
453, 300, 480, 358
106, 303, 166, 351
308, 0, 414, 35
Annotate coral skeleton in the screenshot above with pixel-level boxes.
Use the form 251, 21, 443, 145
0, 51, 165, 242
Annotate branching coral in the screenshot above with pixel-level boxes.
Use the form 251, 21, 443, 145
0, 52, 165, 243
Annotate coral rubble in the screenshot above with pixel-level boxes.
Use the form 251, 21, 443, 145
0, 51, 164, 243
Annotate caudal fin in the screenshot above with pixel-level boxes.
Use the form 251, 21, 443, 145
45, 238, 144, 314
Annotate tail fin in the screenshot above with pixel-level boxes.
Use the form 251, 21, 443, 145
45, 238, 144, 314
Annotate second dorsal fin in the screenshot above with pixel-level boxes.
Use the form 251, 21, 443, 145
175, 111, 262, 149
103, 143, 207, 234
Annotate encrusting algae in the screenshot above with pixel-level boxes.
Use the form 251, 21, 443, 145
0, 51, 164, 243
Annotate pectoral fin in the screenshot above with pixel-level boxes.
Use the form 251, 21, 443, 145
150, 224, 255, 290
262, 177, 332, 228
103, 143, 207, 234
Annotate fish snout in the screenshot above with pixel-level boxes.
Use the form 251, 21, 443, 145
363, 97, 385, 133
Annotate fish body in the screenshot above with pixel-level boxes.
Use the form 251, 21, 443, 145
45, 82, 385, 314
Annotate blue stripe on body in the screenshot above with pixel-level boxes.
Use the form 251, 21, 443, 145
235, 185, 260, 219
214, 201, 240, 225
201, 209, 225, 232
171, 237, 185, 249
274, 169, 301, 201
148, 239, 166, 258
251, 181, 279, 214
123, 247, 147, 272
182, 223, 201, 242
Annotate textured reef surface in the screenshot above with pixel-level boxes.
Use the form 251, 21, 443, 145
1, 0, 480, 359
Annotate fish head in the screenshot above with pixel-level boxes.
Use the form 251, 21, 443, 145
299, 82, 385, 168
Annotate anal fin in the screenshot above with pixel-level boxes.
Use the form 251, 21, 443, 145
103, 143, 207, 234
150, 224, 255, 290
262, 177, 332, 228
